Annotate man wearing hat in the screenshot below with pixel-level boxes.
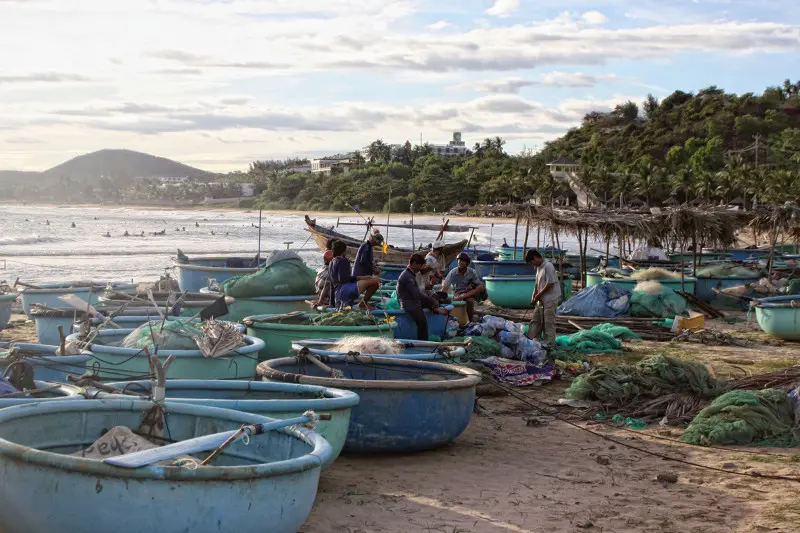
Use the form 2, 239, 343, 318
442, 252, 485, 322
418, 240, 447, 295
353, 229, 384, 278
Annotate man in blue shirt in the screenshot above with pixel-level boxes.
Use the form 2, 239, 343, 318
353, 229, 384, 278
443, 252, 485, 322
397, 253, 448, 340
329, 240, 380, 309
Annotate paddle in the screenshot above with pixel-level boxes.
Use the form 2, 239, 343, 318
105, 411, 331, 469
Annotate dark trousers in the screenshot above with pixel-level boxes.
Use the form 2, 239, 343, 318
401, 303, 428, 341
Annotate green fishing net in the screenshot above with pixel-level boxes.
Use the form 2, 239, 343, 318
591, 323, 642, 341
461, 336, 504, 361
564, 355, 725, 404
630, 287, 688, 318
310, 310, 382, 327
696, 264, 761, 278
682, 389, 799, 446
120, 320, 203, 350
551, 324, 640, 360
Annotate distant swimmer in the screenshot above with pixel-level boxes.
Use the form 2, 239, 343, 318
195, 222, 199, 228
25, 218, 29, 222
211, 231, 215, 236
225, 232, 229, 236
124, 231, 129, 237
182, 227, 185, 231
140, 231, 145, 236
71, 222, 76, 228
104, 232, 111, 237
46, 220, 50, 226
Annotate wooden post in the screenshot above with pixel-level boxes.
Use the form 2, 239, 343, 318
522, 216, 530, 259
513, 211, 520, 258
604, 232, 611, 267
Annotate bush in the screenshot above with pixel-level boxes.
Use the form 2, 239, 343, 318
384, 196, 411, 212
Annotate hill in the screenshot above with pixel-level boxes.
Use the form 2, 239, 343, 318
40, 149, 210, 182
0, 170, 42, 183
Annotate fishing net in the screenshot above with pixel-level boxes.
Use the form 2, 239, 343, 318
556, 282, 630, 318
591, 323, 642, 340
682, 389, 799, 446
452, 336, 504, 362
120, 320, 203, 351
629, 268, 682, 281
597, 267, 629, 279
332, 336, 402, 355
550, 325, 639, 360
630, 282, 688, 318
564, 355, 725, 404
222, 250, 316, 298
696, 264, 760, 278
788, 278, 800, 295
309, 310, 382, 327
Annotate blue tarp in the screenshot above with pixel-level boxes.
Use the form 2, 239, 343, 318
557, 282, 631, 318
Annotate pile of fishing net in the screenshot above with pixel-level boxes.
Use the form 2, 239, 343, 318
630, 281, 688, 318
221, 250, 316, 298
696, 264, 760, 278
564, 354, 725, 404
452, 335, 504, 362
331, 336, 402, 355
629, 268, 682, 281
310, 310, 382, 327
682, 389, 800, 446
550, 324, 640, 361
120, 320, 204, 350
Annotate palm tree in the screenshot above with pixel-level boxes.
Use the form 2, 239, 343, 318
633, 161, 664, 207
669, 166, 695, 203
613, 170, 636, 208
694, 170, 716, 204
351, 150, 365, 168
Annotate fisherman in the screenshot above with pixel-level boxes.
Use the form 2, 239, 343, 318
424, 240, 447, 287
352, 229, 384, 277
328, 240, 379, 310
524, 249, 561, 346
315, 249, 334, 307
442, 252, 485, 322
397, 253, 448, 340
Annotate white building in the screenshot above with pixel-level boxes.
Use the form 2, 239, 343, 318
311, 154, 352, 174
239, 183, 256, 197
158, 176, 190, 184
429, 132, 469, 158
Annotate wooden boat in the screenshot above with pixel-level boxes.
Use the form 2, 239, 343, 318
304, 215, 468, 265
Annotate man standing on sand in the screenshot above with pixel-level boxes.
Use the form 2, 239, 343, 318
353, 229, 384, 278
442, 252, 485, 322
524, 249, 561, 345
397, 253, 448, 340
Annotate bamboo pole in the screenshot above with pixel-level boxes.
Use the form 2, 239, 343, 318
522, 216, 530, 258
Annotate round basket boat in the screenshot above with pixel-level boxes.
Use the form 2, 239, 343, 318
0, 342, 90, 384
291, 339, 466, 362
755, 295, 800, 341
104, 380, 358, 468
199, 289, 314, 323
0, 380, 82, 408
0, 399, 331, 533
174, 256, 259, 292
244, 313, 397, 361
485, 276, 573, 309
0, 293, 16, 330
259, 355, 480, 453
19, 282, 135, 317
66, 328, 264, 381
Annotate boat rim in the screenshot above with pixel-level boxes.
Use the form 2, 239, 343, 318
259, 355, 481, 390
244, 314, 398, 332
104, 379, 360, 411
0, 399, 331, 480
66, 328, 264, 358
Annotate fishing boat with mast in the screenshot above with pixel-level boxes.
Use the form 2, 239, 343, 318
304, 214, 471, 265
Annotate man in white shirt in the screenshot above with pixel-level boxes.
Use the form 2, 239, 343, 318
524, 249, 562, 345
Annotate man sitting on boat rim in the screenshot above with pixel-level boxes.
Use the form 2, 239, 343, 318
524, 249, 561, 346
398, 253, 449, 340
329, 240, 380, 309
353, 229, 384, 278
442, 252, 485, 322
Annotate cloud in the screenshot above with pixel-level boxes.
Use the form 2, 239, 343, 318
485, 0, 520, 17
0, 72, 93, 84
460, 72, 620, 94
428, 20, 450, 30
581, 11, 608, 25
147, 49, 288, 70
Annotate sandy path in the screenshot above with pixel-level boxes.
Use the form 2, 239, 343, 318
302, 383, 798, 533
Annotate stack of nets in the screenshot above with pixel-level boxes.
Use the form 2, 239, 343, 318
682, 389, 799, 446
629, 268, 682, 281
564, 355, 725, 405
310, 310, 382, 327
630, 281, 687, 318
120, 320, 204, 351
696, 264, 760, 278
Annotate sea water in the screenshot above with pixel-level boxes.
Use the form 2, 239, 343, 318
0, 204, 596, 283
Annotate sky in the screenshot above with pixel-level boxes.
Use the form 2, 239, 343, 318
1, 0, 799, 172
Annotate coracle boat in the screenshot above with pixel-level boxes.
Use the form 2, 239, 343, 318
259, 354, 480, 453
0, 399, 331, 533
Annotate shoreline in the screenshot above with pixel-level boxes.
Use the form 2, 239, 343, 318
0, 201, 516, 225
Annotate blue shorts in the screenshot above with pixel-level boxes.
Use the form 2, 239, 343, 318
335, 282, 361, 306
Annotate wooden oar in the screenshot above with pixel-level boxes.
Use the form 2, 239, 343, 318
244, 311, 305, 324
104, 412, 330, 469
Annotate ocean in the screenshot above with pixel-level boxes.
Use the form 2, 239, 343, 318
0, 204, 596, 284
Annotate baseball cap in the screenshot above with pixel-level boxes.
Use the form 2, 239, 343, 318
433, 240, 445, 249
